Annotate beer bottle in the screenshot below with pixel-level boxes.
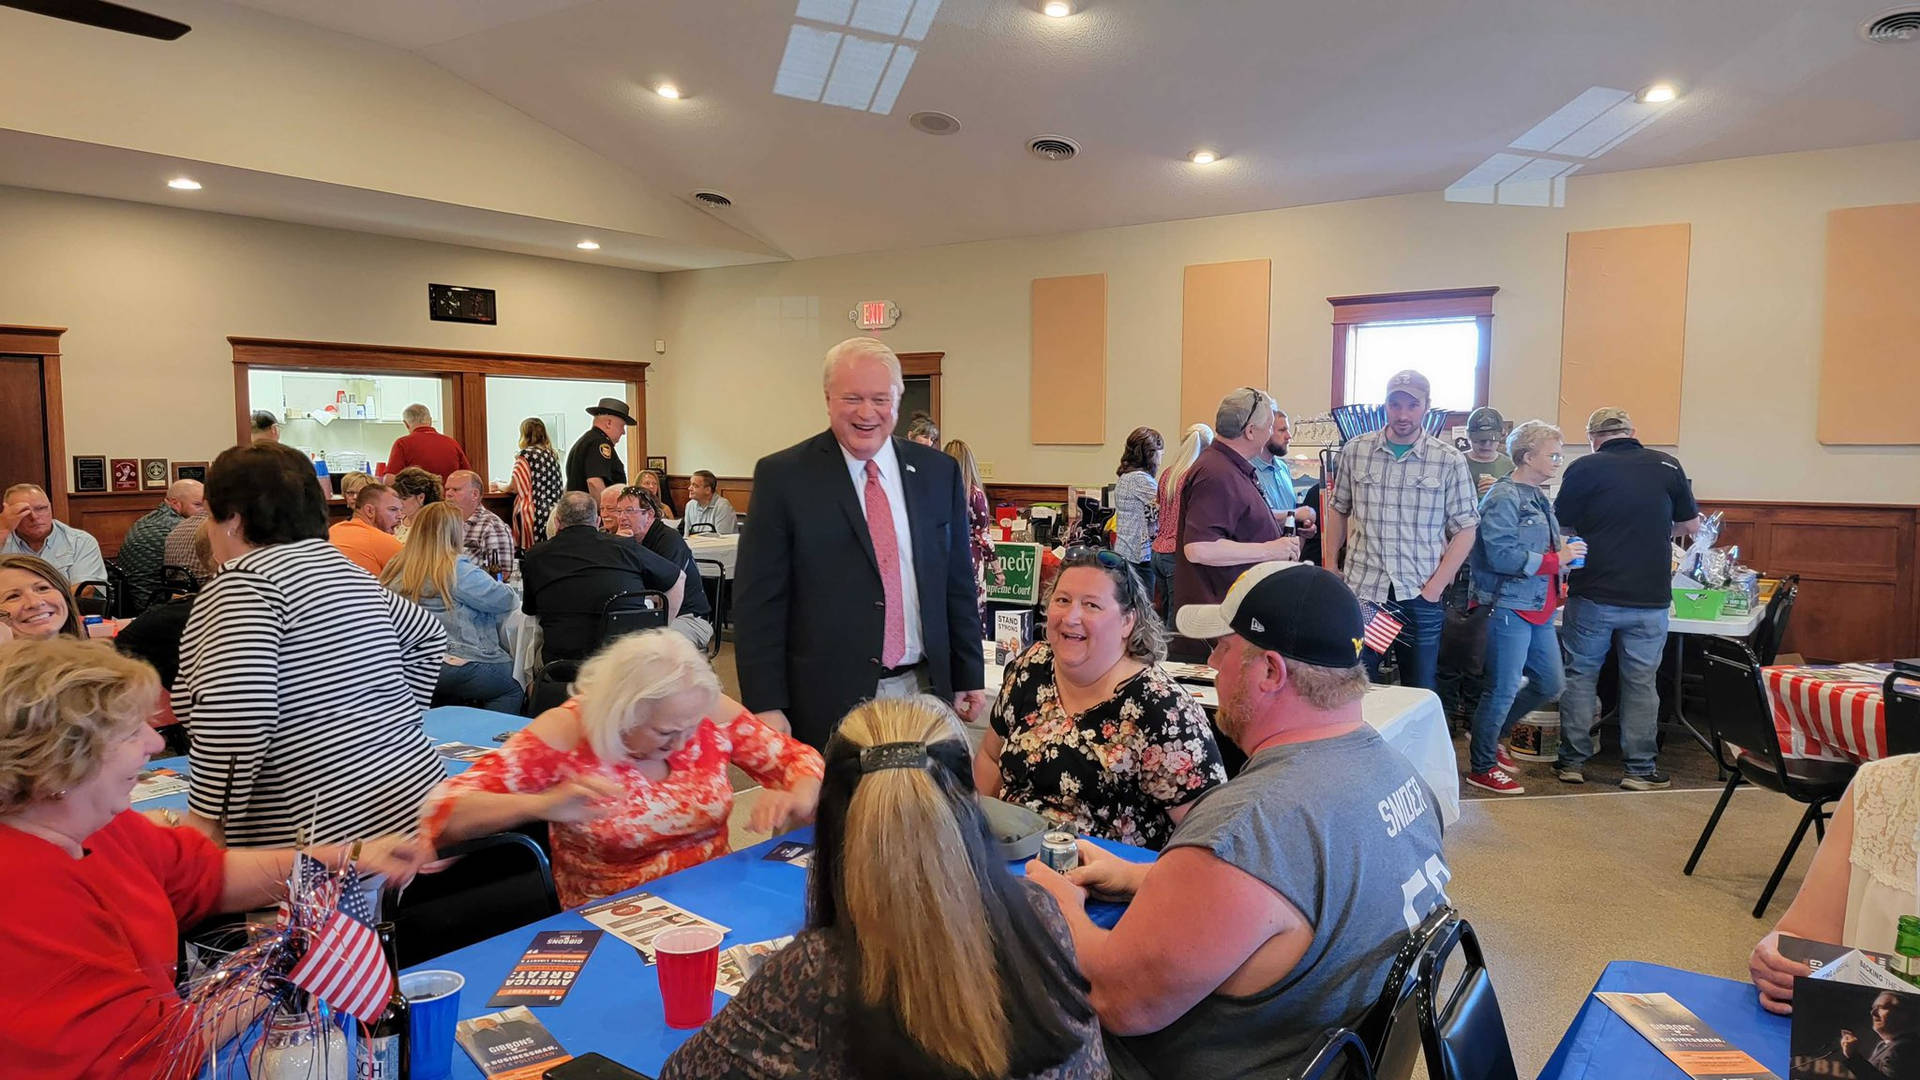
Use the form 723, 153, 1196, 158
1895, 916, 1920, 988
358, 922, 410, 1079
1282, 512, 1297, 537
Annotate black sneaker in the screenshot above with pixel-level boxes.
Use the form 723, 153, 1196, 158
1553, 763, 1585, 784
1620, 771, 1672, 791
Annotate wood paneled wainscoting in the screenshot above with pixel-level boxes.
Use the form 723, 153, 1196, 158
662, 474, 1070, 519
1701, 500, 1919, 661
70, 491, 516, 560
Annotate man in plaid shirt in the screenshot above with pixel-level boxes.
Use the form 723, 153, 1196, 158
1321, 370, 1479, 690
445, 470, 515, 577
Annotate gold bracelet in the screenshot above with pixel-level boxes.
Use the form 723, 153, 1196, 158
162, 809, 181, 827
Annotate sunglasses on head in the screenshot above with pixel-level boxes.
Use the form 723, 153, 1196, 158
1063, 546, 1126, 569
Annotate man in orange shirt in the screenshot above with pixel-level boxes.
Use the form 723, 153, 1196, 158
385, 404, 470, 481
329, 483, 404, 576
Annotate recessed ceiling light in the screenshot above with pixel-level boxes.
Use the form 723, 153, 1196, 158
576, 240, 601, 250
655, 83, 682, 100
167, 177, 202, 190
1188, 149, 1218, 165
1043, 1, 1071, 16
1636, 83, 1679, 104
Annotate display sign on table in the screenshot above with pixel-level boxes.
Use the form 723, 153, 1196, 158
1789, 953, 1920, 1080
579, 892, 730, 963
1597, 991, 1781, 1079
984, 541, 1043, 605
486, 930, 603, 1008
456, 1006, 570, 1078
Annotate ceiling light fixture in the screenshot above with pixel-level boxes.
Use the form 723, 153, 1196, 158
1043, 1, 1070, 16
1189, 149, 1218, 165
655, 83, 682, 100
1635, 83, 1678, 104
576, 240, 601, 250
167, 177, 202, 190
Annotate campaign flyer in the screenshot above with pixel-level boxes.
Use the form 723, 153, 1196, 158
1596, 992, 1780, 1079
1778, 935, 1896, 974
455, 1006, 570, 1080
486, 929, 603, 1007
762, 841, 814, 869
579, 892, 729, 963
435, 741, 497, 762
1790, 974, 1920, 1079
132, 767, 188, 803
717, 935, 796, 996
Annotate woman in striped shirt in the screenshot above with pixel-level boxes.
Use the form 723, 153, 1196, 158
174, 442, 449, 848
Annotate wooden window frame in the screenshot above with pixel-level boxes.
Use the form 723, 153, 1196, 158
229, 337, 650, 482
899, 351, 943, 429
1328, 287, 1497, 426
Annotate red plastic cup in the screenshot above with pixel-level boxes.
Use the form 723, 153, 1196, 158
655, 926, 723, 1028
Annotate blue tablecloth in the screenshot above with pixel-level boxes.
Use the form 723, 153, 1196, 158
136, 706, 526, 812
408, 825, 1150, 1079
1539, 960, 1789, 1079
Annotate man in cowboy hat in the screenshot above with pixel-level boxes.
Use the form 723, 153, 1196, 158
566, 397, 636, 497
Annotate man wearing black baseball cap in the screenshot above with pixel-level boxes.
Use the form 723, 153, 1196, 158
1027, 561, 1449, 1080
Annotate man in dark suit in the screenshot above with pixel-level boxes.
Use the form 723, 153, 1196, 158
734, 337, 986, 749
521, 492, 685, 664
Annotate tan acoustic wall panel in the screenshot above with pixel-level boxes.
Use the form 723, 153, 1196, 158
1558, 223, 1691, 445
1029, 273, 1108, 444
1181, 259, 1272, 432
1819, 203, 1920, 445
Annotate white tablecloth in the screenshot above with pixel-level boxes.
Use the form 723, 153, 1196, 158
984, 648, 1461, 826
686, 533, 739, 578
1549, 606, 1763, 637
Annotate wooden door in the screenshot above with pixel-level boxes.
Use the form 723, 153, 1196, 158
0, 355, 51, 495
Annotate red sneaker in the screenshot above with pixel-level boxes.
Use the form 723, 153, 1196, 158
1466, 767, 1526, 795
1496, 745, 1519, 772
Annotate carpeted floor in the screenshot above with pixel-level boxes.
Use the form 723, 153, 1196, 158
1457, 712, 1732, 800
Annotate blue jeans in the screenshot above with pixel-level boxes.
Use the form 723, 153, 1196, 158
1150, 551, 1177, 624
1470, 608, 1564, 773
1556, 597, 1669, 775
436, 659, 526, 714
1364, 592, 1445, 691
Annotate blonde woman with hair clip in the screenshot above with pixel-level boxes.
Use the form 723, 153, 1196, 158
1150, 423, 1213, 623
423, 629, 823, 907
662, 695, 1106, 1080
380, 502, 522, 714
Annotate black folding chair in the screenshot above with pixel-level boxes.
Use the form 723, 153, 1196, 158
686, 521, 717, 536
1416, 916, 1519, 1080
527, 660, 577, 716
1295, 1028, 1375, 1080
1748, 575, 1800, 666
1883, 663, 1920, 757
1684, 637, 1857, 917
388, 832, 560, 968
73, 577, 114, 618
600, 589, 669, 644
1357, 905, 1456, 1080
695, 557, 728, 652
156, 564, 200, 607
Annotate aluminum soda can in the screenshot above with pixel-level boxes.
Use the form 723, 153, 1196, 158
1566, 536, 1586, 570
1041, 831, 1079, 874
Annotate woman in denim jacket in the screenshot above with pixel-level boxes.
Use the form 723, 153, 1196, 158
381, 501, 525, 714
1463, 421, 1586, 794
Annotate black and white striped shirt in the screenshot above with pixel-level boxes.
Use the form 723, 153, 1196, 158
174, 538, 447, 847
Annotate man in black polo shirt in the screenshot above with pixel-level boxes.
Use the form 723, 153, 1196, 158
613, 484, 715, 650
565, 397, 633, 496
1553, 407, 1702, 790
1170, 387, 1302, 658
521, 492, 686, 664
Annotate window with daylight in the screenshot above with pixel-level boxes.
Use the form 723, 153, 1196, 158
1328, 287, 1497, 422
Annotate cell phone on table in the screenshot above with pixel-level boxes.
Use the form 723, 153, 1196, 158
545, 1052, 653, 1080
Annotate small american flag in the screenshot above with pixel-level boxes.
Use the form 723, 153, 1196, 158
1362, 603, 1404, 655
288, 862, 391, 1023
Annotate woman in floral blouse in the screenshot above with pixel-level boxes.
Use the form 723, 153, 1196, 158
975, 548, 1226, 849
423, 630, 823, 907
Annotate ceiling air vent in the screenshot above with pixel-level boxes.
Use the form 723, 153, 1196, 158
909, 110, 962, 135
1863, 8, 1920, 42
1027, 135, 1080, 161
691, 191, 733, 207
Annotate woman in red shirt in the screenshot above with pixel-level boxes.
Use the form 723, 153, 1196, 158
0, 638, 429, 1080
1150, 424, 1213, 623
425, 629, 824, 907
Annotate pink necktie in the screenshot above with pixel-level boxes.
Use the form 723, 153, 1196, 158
864, 459, 906, 668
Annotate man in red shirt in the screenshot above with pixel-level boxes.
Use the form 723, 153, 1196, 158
385, 403, 470, 480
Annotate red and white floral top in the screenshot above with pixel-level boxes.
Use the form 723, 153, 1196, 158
424, 701, 824, 908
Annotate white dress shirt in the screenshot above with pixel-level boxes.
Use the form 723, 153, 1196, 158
840, 438, 923, 665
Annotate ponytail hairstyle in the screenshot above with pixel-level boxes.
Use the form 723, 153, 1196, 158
808, 696, 1094, 1080
1158, 422, 1214, 497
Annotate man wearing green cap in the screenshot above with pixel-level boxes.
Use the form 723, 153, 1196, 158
1464, 407, 1514, 496
1552, 406, 1701, 790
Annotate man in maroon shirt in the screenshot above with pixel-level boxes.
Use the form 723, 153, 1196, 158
385, 403, 471, 480
1172, 387, 1304, 638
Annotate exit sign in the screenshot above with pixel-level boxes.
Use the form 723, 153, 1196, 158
850, 300, 898, 330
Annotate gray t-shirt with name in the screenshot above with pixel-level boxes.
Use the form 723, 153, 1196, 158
1107, 726, 1449, 1080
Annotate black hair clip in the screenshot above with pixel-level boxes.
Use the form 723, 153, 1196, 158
859, 742, 930, 773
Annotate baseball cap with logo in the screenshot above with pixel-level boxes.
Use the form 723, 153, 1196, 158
1383, 370, 1431, 407
1175, 562, 1367, 668
1586, 407, 1633, 436
1466, 407, 1505, 436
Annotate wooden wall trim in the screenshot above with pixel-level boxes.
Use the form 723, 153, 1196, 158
1327, 286, 1498, 324
2, 325, 69, 521
70, 490, 514, 558
657, 474, 1073, 519
0, 325, 68, 354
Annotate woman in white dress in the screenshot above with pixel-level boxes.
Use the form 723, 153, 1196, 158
1751, 754, 1920, 1014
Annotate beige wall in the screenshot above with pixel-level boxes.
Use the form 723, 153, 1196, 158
0, 186, 659, 476
654, 139, 1920, 503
